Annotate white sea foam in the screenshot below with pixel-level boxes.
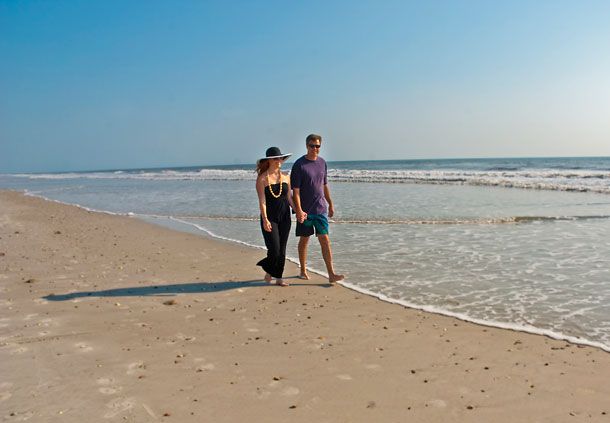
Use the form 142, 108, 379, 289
151, 213, 610, 225
339, 281, 610, 353
328, 168, 610, 194
15, 169, 256, 181
22, 190, 132, 217
11, 167, 610, 193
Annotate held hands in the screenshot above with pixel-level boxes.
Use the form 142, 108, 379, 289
262, 218, 272, 232
296, 210, 307, 224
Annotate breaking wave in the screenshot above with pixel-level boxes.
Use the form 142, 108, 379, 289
165, 214, 610, 225
10, 166, 610, 194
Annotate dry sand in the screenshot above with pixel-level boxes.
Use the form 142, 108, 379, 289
1, 189, 609, 422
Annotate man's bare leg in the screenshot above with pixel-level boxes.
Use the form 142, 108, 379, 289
298, 236, 310, 279
317, 234, 344, 283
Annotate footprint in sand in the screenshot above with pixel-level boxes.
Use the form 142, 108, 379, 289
197, 363, 216, 371
74, 342, 93, 352
264, 379, 300, 397
195, 363, 216, 372
6, 410, 34, 421
10, 346, 28, 355
193, 357, 216, 371
427, 399, 447, 408
458, 387, 471, 395
176, 333, 196, 342
365, 364, 382, 370
281, 386, 300, 396
336, 374, 353, 381
104, 397, 135, 418
99, 386, 122, 395
126, 361, 146, 375
0, 318, 10, 328
257, 389, 272, 400
39, 318, 56, 328
307, 342, 324, 350
97, 377, 122, 395
24, 314, 39, 321
0, 391, 12, 401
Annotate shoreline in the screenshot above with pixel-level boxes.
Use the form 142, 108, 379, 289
161, 216, 610, 353
2, 189, 610, 421
19, 188, 610, 353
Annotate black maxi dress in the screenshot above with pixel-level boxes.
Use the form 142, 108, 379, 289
257, 182, 291, 278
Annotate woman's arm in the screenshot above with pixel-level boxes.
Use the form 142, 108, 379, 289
256, 176, 272, 232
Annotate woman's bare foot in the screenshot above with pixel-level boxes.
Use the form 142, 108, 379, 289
298, 272, 310, 280
328, 273, 344, 284
264, 273, 272, 283
277, 279, 289, 287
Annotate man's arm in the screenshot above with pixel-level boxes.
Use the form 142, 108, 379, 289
292, 187, 306, 223
324, 184, 335, 218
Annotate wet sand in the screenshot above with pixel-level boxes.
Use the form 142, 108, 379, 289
1, 189, 609, 422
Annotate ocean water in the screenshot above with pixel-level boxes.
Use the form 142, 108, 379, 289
2, 156, 610, 351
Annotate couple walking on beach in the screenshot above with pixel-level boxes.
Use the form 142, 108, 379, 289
255, 134, 344, 286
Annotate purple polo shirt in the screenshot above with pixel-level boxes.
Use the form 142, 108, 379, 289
290, 155, 328, 215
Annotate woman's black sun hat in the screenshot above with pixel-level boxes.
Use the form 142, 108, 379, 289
258, 147, 292, 164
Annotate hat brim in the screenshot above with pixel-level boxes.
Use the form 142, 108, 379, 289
257, 153, 292, 164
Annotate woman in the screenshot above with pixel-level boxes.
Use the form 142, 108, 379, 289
256, 147, 294, 286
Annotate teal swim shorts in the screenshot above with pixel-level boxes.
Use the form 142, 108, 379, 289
296, 213, 329, 236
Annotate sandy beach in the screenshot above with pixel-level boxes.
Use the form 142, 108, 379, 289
1, 189, 609, 422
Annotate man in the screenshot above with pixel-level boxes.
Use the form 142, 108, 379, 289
291, 134, 344, 284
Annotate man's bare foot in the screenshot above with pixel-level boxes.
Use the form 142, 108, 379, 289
277, 279, 289, 287
298, 272, 310, 280
264, 273, 272, 283
328, 273, 344, 284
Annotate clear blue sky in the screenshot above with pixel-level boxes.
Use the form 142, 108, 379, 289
2, 0, 610, 172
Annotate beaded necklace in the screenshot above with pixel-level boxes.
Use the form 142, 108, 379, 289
266, 170, 283, 198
